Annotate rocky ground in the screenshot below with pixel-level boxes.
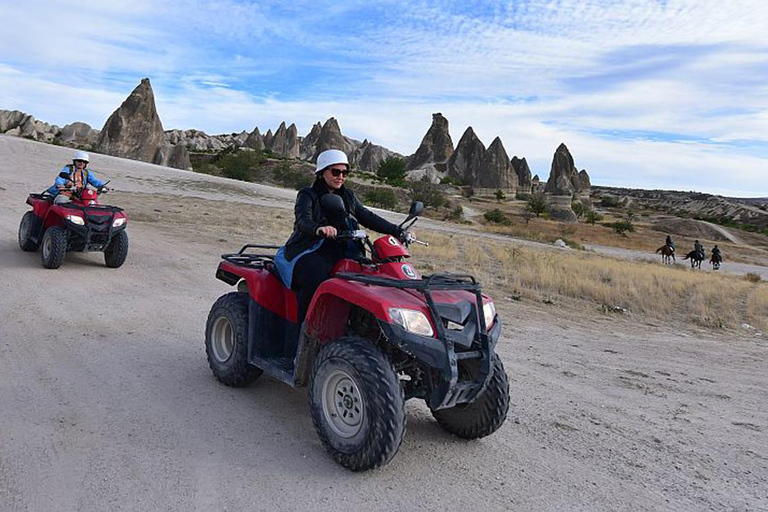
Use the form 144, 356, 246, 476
1, 136, 766, 511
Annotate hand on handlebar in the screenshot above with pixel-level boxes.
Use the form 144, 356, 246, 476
316, 226, 337, 238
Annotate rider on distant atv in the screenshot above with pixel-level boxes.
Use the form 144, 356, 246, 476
274, 149, 408, 326
47, 150, 108, 203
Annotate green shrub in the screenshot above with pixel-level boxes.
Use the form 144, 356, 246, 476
376, 156, 407, 187
603, 220, 635, 235
272, 163, 314, 190
494, 189, 506, 202
527, 192, 548, 217
446, 205, 464, 222
600, 195, 620, 207
218, 149, 266, 182
585, 210, 604, 225
409, 176, 447, 208
745, 273, 762, 283
484, 208, 511, 225
364, 188, 398, 209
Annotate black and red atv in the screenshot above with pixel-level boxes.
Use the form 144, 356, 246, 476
18, 182, 129, 269
205, 196, 509, 471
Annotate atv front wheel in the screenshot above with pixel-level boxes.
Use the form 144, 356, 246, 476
205, 292, 262, 387
19, 212, 40, 252
41, 227, 67, 269
430, 355, 510, 439
104, 230, 129, 268
309, 337, 406, 471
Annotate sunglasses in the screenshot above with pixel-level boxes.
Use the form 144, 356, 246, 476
329, 168, 350, 177
74, 159, 87, 164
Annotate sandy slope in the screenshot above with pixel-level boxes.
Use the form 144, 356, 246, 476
1, 136, 767, 511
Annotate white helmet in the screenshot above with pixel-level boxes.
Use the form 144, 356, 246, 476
315, 149, 348, 175
73, 150, 90, 163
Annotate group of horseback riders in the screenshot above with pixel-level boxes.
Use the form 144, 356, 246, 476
664, 235, 722, 267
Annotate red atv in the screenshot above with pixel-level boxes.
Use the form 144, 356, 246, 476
205, 196, 509, 471
18, 181, 129, 269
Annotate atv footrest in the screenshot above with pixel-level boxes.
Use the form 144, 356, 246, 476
437, 382, 482, 410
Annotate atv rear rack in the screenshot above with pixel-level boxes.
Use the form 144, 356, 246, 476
221, 244, 281, 268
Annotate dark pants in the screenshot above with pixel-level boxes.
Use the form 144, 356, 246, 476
292, 241, 344, 325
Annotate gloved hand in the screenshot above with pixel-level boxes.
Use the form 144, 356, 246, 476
398, 230, 416, 244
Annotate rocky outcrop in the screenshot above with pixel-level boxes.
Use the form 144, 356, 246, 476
478, 137, 517, 192
357, 140, 394, 173
312, 118, 355, 161
0, 110, 59, 142
154, 142, 191, 170
446, 127, 485, 185
243, 126, 264, 150
96, 78, 167, 164
544, 143, 589, 221
0, 110, 28, 132
511, 156, 532, 195
58, 122, 99, 147
268, 122, 300, 159
300, 122, 322, 160
579, 169, 591, 194
406, 113, 454, 171
544, 143, 590, 197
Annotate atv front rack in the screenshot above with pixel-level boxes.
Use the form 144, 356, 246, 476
221, 244, 280, 268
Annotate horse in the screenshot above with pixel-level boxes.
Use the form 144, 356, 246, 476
683, 250, 705, 269
655, 245, 675, 265
710, 253, 722, 270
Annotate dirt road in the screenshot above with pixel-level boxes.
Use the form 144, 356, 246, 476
1, 136, 766, 511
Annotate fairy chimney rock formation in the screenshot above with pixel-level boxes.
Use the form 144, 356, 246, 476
446, 127, 485, 185
312, 117, 354, 161
243, 126, 264, 150
544, 143, 590, 196
269, 122, 300, 159
511, 156, 532, 195
478, 137, 517, 192
544, 143, 589, 222
300, 122, 322, 160
406, 113, 454, 170
96, 78, 167, 164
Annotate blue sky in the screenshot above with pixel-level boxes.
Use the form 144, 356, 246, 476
1, 0, 767, 197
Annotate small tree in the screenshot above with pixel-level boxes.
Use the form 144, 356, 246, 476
585, 210, 603, 225
409, 176, 447, 208
527, 192, 548, 217
376, 156, 407, 187
494, 189, 506, 202
364, 188, 398, 209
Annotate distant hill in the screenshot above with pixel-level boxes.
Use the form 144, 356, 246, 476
593, 186, 768, 233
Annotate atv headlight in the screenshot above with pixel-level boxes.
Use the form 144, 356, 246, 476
66, 214, 85, 225
112, 218, 126, 227
388, 308, 434, 337
483, 301, 496, 329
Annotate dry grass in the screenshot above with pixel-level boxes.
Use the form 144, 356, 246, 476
415, 231, 768, 331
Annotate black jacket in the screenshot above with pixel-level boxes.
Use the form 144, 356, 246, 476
284, 179, 402, 261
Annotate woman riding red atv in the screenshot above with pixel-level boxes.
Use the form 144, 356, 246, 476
275, 149, 409, 327
48, 150, 109, 203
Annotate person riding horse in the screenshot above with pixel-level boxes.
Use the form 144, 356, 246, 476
711, 245, 723, 269
694, 240, 704, 260
665, 235, 675, 254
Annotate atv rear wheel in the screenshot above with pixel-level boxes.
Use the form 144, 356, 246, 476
205, 292, 262, 387
41, 227, 67, 269
18, 212, 40, 251
430, 355, 510, 439
309, 337, 406, 471
104, 230, 129, 268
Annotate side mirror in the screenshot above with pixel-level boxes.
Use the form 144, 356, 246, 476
409, 201, 424, 217
320, 194, 347, 221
